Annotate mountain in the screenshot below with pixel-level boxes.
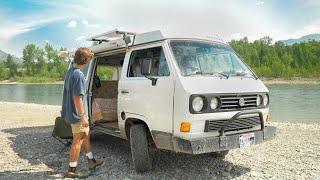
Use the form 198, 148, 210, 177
0, 49, 22, 64
280, 34, 320, 45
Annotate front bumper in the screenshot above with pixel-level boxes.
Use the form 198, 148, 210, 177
172, 125, 276, 154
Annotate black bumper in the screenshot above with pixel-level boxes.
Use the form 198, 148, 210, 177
172, 126, 276, 154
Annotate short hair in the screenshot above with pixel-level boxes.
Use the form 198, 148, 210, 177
74, 47, 93, 65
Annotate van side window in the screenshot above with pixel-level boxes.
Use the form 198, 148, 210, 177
128, 46, 170, 77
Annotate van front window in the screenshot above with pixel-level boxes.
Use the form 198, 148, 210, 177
170, 40, 254, 78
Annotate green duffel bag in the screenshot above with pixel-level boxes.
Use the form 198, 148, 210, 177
52, 116, 72, 139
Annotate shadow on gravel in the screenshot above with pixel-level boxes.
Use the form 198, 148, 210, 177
1, 126, 250, 179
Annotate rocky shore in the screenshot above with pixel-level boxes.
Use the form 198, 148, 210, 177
0, 101, 319, 179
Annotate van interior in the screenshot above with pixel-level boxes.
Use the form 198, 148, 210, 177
90, 52, 125, 135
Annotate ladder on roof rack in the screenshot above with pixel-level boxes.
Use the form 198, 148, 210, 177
87, 29, 136, 43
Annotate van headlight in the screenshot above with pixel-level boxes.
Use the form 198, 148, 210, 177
192, 96, 204, 112
263, 94, 269, 106
210, 97, 219, 110
256, 95, 262, 106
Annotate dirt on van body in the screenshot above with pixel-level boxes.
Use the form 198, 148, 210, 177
0, 101, 319, 179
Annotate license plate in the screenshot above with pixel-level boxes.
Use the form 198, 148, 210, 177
239, 133, 255, 148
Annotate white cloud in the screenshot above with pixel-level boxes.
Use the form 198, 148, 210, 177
256, 1, 265, 6
81, 19, 101, 28
0, 16, 66, 40
45, 39, 50, 43
81, 20, 89, 27
2, 0, 320, 57
67, 20, 77, 28
75, 35, 86, 41
298, 0, 320, 7
0, 26, 34, 40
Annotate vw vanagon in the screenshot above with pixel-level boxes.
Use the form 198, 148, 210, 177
62, 29, 276, 172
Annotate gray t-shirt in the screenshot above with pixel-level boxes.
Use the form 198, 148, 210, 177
61, 67, 86, 124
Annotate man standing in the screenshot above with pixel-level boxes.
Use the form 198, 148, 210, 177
61, 47, 103, 178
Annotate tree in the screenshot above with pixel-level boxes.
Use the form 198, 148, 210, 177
22, 44, 37, 75
5, 54, 18, 77
44, 43, 56, 71
0, 61, 10, 80
37, 49, 47, 76
230, 36, 320, 78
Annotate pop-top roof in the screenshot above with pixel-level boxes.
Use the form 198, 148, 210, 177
60, 29, 227, 57
87, 29, 136, 42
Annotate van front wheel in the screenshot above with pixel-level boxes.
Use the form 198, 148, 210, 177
130, 124, 152, 173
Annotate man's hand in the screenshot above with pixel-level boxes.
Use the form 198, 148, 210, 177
73, 94, 88, 127
81, 115, 89, 127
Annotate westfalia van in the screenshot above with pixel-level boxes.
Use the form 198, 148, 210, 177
61, 29, 276, 172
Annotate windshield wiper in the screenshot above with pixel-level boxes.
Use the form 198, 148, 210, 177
230, 72, 257, 79
185, 71, 213, 76
186, 71, 229, 79
212, 72, 229, 79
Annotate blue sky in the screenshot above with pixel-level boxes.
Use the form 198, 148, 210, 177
0, 0, 320, 57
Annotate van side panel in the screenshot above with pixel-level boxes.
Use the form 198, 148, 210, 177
118, 43, 175, 144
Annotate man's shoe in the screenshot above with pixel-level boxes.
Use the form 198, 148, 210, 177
88, 158, 103, 170
66, 167, 89, 179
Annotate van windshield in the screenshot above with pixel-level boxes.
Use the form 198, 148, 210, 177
169, 40, 254, 78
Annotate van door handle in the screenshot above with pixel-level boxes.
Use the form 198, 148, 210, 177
121, 90, 129, 94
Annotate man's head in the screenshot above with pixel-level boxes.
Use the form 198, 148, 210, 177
74, 47, 94, 69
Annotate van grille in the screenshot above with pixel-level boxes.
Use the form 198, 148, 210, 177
205, 115, 261, 132
220, 94, 257, 111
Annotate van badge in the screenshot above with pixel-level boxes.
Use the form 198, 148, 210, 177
239, 98, 245, 107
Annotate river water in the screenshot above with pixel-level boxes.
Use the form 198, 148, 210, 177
0, 84, 319, 124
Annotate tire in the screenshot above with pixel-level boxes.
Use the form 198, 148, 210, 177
211, 150, 229, 159
130, 124, 152, 173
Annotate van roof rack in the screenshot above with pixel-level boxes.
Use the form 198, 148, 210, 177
87, 29, 136, 43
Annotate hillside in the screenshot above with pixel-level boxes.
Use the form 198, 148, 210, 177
281, 34, 320, 45
0, 49, 22, 64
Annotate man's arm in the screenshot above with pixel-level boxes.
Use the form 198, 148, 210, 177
73, 95, 89, 127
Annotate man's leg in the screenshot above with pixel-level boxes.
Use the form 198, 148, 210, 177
67, 130, 89, 178
81, 132, 103, 169
69, 132, 84, 168
81, 132, 92, 154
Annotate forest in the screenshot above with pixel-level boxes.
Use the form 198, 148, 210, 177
229, 37, 320, 78
0, 36, 320, 82
0, 44, 69, 82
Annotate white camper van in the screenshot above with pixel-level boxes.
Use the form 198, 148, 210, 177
65, 29, 276, 172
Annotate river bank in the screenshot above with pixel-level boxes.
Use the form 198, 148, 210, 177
0, 80, 64, 85
0, 101, 319, 179
1, 78, 320, 85
261, 77, 320, 85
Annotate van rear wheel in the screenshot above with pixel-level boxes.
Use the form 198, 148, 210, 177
130, 124, 152, 173
211, 150, 229, 159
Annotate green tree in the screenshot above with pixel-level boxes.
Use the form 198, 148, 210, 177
44, 43, 56, 71
230, 36, 320, 78
22, 44, 37, 75
5, 54, 18, 77
37, 49, 47, 76
0, 61, 10, 80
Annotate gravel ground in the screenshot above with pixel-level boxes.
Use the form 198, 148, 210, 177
0, 101, 319, 179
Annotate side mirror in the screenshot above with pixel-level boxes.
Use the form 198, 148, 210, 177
141, 58, 152, 76
140, 58, 158, 86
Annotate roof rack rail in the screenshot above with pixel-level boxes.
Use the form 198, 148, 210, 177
87, 29, 136, 43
